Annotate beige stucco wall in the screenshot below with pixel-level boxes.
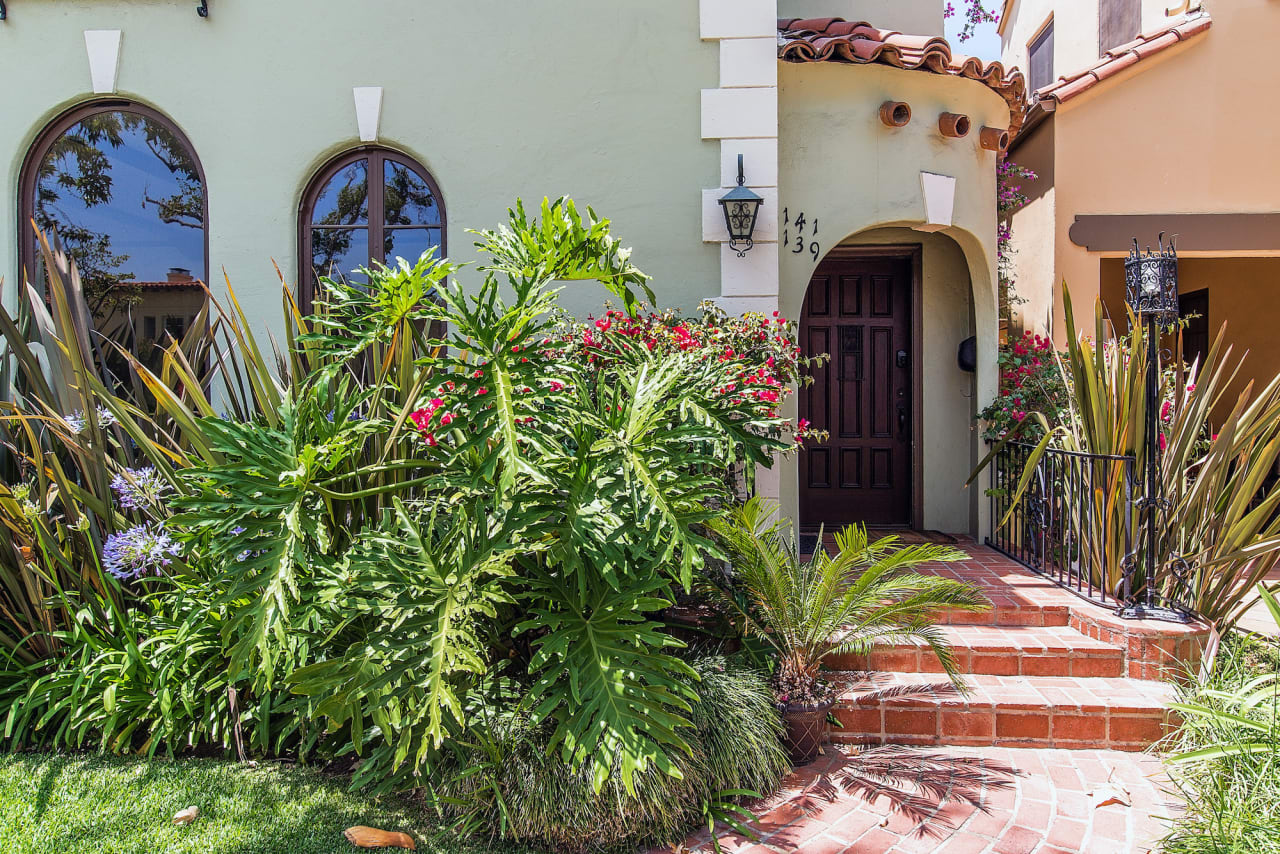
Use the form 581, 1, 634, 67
777, 61, 1009, 535
778, 0, 944, 34
1003, 117, 1055, 336
1100, 257, 1280, 421
1000, 0, 1091, 78
1001, 0, 1200, 76
1032, 0, 1279, 341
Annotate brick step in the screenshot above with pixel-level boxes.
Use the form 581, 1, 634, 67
942, 600, 1071, 627
827, 625, 1125, 678
828, 671, 1177, 752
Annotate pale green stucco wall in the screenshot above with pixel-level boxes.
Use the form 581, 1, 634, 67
0, 0, 720, 333
777, 61, 1008, 535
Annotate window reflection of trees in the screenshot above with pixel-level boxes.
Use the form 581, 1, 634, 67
24, 105, 207, 371
302, 149, 444, 308
31, 112, 204, 325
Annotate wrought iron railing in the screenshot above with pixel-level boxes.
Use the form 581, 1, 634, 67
985, 441, 1191, 620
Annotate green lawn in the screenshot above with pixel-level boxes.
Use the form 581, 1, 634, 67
0, 753, 535, 854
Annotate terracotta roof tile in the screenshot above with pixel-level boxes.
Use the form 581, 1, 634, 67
778, 17, 1027, 133
1033, 12, 1211, 107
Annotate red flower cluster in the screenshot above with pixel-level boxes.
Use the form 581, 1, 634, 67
405, 305, 826, 453
980, 330, 1067, 441
410, 396, 452, 446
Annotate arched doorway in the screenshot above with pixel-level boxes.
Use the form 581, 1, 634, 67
798, 246, 920, 529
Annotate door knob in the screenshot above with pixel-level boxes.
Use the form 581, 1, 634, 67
897, 404, 907, 436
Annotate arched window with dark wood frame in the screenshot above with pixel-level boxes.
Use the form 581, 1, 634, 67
298, 147, 445, 312
18, 100, 208, 364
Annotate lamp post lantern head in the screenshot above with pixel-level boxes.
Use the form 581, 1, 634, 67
1124, 232, 1179, 326
718, 154, 764, 257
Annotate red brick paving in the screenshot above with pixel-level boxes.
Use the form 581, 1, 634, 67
654, 744, 1175, 854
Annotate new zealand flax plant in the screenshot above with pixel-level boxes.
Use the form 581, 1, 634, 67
973, 287, 1280, 629
705, 497, 989, 762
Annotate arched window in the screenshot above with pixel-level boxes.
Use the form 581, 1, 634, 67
19, 101, 208, 361
299, 147, 445, 309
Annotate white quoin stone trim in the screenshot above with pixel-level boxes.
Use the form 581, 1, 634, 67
700, 87, 778, 139
353, 86, 383, 142
915, 171, 958, 232
719, 37, 778, 88
699, 0, 779, 327
699, 0, 776, 40
718, 242, 780, 296
720, 139, 777, 188
84, 30, 122, 94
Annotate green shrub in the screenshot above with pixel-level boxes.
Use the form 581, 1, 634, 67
2, 200, 810, 848
436, 656, 787, 853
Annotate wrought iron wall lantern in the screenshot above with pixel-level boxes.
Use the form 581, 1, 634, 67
718, 154, 764, 257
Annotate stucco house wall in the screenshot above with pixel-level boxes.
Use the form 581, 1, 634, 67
1, 0, 1011, 538
1000, 0, 1197, 75
1005, 0, 1280, 349
0, 0, 720, 332
778, 61, 1008, 535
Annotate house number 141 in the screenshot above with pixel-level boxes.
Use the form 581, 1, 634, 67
782, 208, 821, 261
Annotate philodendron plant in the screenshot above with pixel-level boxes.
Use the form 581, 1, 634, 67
707, 497, 989, 705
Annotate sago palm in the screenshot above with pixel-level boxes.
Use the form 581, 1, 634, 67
707, 498, 989, 699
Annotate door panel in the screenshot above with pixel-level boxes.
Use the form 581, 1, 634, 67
800, 254, 913, 528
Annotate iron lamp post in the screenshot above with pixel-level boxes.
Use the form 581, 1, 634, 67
1122, 233, 1189, 621
719, 154, 764, 257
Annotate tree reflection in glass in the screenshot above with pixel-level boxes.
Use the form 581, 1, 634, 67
30, 108, 206, 363
305, 150, 442, 294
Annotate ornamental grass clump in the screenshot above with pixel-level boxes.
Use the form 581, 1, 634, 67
435, 656, 786, 853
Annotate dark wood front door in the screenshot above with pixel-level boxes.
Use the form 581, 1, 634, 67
799, 253, 914, 528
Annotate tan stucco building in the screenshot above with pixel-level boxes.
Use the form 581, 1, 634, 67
1, 0, 1022, 538
1002, 0, 1280, 403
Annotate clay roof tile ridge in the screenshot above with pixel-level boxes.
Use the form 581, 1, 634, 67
777, 16, 1027, 133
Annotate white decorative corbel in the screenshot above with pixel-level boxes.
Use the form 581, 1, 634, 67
914, 171, 957, 233
84, 30, 122, 94
353, 86, 383, 142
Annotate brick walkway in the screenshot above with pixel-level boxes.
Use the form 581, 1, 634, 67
656, 743, 1177, 854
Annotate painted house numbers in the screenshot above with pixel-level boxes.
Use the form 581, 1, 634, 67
782, 208, 821, 261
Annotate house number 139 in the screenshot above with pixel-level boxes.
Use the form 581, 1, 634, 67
782, 208, 821, 261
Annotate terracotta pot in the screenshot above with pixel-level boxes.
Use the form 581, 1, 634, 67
778, 696, 836, 765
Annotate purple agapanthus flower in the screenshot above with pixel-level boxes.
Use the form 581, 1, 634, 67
102, 523, 181, 580
110, 467, 171, 511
